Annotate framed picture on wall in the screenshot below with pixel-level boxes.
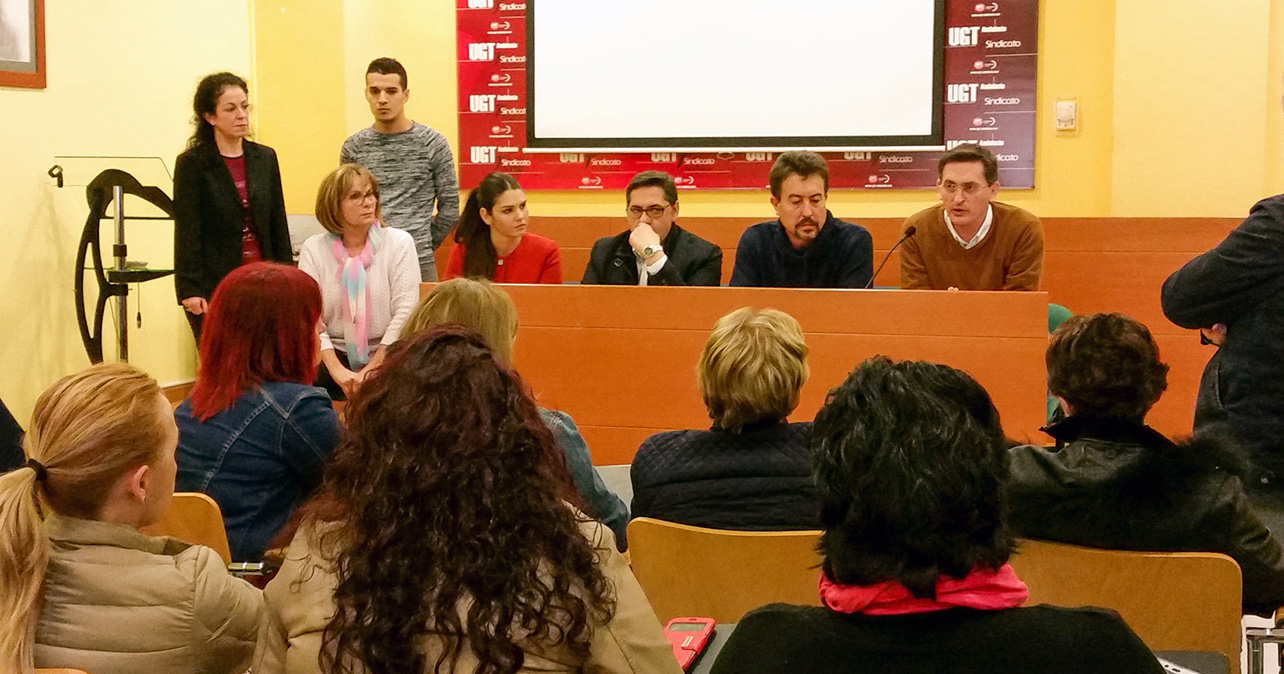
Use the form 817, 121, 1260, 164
0, 0, 43, 89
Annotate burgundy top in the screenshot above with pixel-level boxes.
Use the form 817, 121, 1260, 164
221, 154, 263, 265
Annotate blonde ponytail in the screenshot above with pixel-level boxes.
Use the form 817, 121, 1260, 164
0, 363, 164, 673
0, 465, 47, 672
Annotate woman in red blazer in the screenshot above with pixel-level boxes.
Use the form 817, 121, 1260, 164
444, 172, 562, 284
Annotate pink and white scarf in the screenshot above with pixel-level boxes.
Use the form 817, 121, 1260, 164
331, 227, 381, 368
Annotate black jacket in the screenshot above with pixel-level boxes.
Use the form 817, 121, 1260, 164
729, 212, 873, 288
173, 140, 293, 301
1008, 416, 1284, 614
711, 603, 1163, 674
629, 421, 817, 530
581, 223, 722, 285
1162, 195, 1284, 479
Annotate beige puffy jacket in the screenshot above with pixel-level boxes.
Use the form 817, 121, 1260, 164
255, 515, 683, 674
34, 514, 264, 674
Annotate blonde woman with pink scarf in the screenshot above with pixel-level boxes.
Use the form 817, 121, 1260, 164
299, 164, 421, 399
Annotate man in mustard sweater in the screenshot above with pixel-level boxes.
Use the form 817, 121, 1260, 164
899, 144, 1043, 290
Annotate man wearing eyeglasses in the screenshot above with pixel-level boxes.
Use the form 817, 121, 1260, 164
899, 144, 1043, 290
581, 171, 722, 285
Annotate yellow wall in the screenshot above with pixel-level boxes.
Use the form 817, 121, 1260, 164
254, 1, 346, 213
6, 0, 1284, 420
307, 0, 1121, 219
1268, 0, 1284, 192
260, 0, 1284, 221
1112, 0, 1273, 216
0, 0, 251, 422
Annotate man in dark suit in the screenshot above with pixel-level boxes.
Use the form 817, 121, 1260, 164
581, 171, 722, 286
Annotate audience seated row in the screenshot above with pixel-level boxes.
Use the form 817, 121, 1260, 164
175, 269, 629, 558
6, 268, 1281, 672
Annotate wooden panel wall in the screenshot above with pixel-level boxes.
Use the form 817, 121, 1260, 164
431, 215, 1238, 445
422, 284, 1048, 465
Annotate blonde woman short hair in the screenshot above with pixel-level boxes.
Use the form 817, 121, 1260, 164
315, 164, 382, 235
698, 307, 809, 433
0, 363, 167, 672
403, 278, 520, 365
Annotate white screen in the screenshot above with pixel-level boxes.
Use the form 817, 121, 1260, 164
531, 0, 941, 148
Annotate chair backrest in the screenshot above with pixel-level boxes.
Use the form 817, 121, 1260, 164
139, 492, 232, 564
1011, 539, 1242, 673
626, 517, 823, 623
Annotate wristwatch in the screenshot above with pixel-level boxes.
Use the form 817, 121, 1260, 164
641, 244, 663, 258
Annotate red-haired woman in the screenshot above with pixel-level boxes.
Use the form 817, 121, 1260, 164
255, 327, 679, 674
175, 262, 340, 562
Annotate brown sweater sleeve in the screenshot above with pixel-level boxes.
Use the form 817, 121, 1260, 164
898, 216, 931, 289
1002, 211, 1044, 291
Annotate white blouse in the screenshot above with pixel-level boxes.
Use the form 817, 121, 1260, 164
297, 227, 421, 353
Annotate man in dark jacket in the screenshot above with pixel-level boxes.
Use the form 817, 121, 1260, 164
581, 171, 722, 286
1162, 196, 1284, 502
1008, 313, 1284, 614
730, 151, 872, 288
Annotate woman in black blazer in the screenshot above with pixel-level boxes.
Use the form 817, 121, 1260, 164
174, 72, 292, 339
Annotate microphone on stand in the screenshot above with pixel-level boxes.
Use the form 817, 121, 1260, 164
865, 226, 916, 289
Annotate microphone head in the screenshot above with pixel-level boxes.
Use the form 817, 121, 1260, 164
903, 226, 917, 237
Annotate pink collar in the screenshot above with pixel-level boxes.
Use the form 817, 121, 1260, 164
819, 564, 1028, 616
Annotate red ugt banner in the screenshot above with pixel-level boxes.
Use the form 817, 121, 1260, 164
456, 0, 1037, 192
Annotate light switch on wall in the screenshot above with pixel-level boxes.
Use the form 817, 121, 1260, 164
1055, 99, 1078, 131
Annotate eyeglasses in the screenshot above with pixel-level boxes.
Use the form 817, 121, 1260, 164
939, 181, 989, 196
345, 189, 377, 203
627, 204, 671, 219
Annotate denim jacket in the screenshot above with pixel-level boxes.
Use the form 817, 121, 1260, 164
540, 408, 630, 550
175, 382, 339, 561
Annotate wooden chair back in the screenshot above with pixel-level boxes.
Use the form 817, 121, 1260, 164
1011, 539, 1242, 673
626, 517, 823, 623
140, 492, 233, 565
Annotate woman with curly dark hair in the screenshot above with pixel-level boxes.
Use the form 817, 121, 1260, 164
1008, 312, 1284, 614
253, 327, 679, 674
173, 72, 293, 340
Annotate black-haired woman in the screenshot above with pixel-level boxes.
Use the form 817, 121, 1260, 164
711, 357, 1163, 674
443, 172, 562, 284
173, 71, 292, 339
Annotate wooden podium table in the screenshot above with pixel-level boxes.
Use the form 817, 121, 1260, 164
421, 284, 1050, 465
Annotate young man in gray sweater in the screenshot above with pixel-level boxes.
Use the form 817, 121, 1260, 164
341, 57, 460, 281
